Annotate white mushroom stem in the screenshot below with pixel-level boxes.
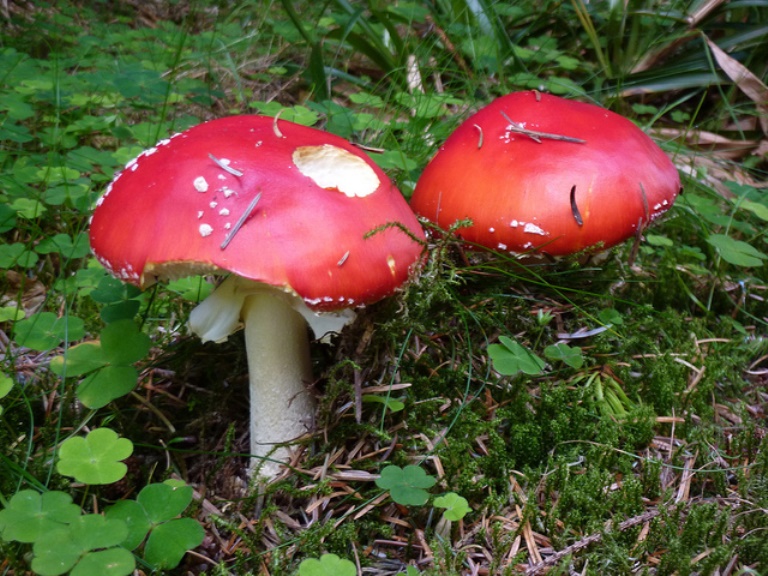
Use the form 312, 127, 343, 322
241, 292, 314, 478
188, 276, 355, 479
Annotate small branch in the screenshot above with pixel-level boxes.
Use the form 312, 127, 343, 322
570, 185, 583, 226
273, 110, 285, 138
501, 111, 586, 144
220, 192, 261, 250
474, 124, 484, 149
208, 153, 243, 177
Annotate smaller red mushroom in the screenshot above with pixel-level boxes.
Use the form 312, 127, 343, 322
410, 91, 680, 257
90, 116, 425, 478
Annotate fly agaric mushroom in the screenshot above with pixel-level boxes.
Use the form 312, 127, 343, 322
89, 116, 425, 478
410, 91, 680, 256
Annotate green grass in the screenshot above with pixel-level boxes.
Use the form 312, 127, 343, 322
1, 0, 767, 574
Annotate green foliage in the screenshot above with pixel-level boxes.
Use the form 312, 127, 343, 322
0, 491, 81, 544
49, 319, 151, 408
56, 429, 134, 485
106, 481, 204, 569
0, 373, 12, 416
298, 553, 356, 576
544, 343, 584, 369
31, 515, 133, 576
707, 234, 768, 267
433, 492, 471, 522
376, 465, 437, 506
488, 336, 546, 376
0, 481, 202, 576
13, 312, 85, 351
362, 393, 405, 413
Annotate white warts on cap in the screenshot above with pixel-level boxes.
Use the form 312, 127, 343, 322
199, 223, 213, 237
523, 222, 547, 236
194, 176, 209, 192
292, 145, 380, 198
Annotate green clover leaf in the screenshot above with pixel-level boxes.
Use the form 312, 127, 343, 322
49, 319, 151, 408
0, 372, 12, 416
488, 336, 545, 376
0, 490, 81, 543
31, 514, 133, 576
144, 517, 205, 569
376, 464, 437, 506
106, 480, 203, 570
57, 428, 134, 485
299, 553, 356, 576
13, 311, 85, 351
433, 492, 471, 521
707, 233, 768, 267
543, 343, 584, 369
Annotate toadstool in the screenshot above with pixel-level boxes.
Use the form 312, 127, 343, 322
89, 116, 425, 478
410, 91, 680, 257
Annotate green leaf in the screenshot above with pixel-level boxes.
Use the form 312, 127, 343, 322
106, 480, 200, 558
13, 312, 85, 351
0, 204, 17, 233
137, 482, 193, 523
707, 233, 767, 267
0, 372, 13, 416
77, 365, 139, 409
597, 308, 623, 326
56, 428, 134, 485
739, 199, 768, 222
105, 500, 150, 551
143, 518, 204, 569
90, 276, 142, 304
100, 300, 141, 323
0, 373, 12, 399
433, 492, 471, 521
376, 465, 437, 506
49, 320, 149, 407
0, 242, 38, 268
10, 197, 46, 219
488, 336, 545, 376
100, 319, 151, 366
0, 490, 81, 544
35, 233, 91, 259
543, 343, 584, 369
299, 553, 357, 576
362, 394, 405, 413
49, 342, 106, 377
31, 515, 129, 576
166, 276, 213, 302
248, 102, 319, 126
70, 548, 135, 576
0, 304, 25, 322
645, 234, 674, 247
30, 528, 80, 576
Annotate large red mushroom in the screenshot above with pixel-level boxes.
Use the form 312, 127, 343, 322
410, 91, 680, 257
90, 116, 425, 478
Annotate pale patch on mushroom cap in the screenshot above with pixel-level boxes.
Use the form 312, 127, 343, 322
292, 144, 380, 198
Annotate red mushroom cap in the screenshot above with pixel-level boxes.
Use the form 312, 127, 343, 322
90, 116, 425, 311
410, 91, 680, 256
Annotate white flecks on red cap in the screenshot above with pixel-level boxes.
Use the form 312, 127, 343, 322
194, 176, 209, 192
